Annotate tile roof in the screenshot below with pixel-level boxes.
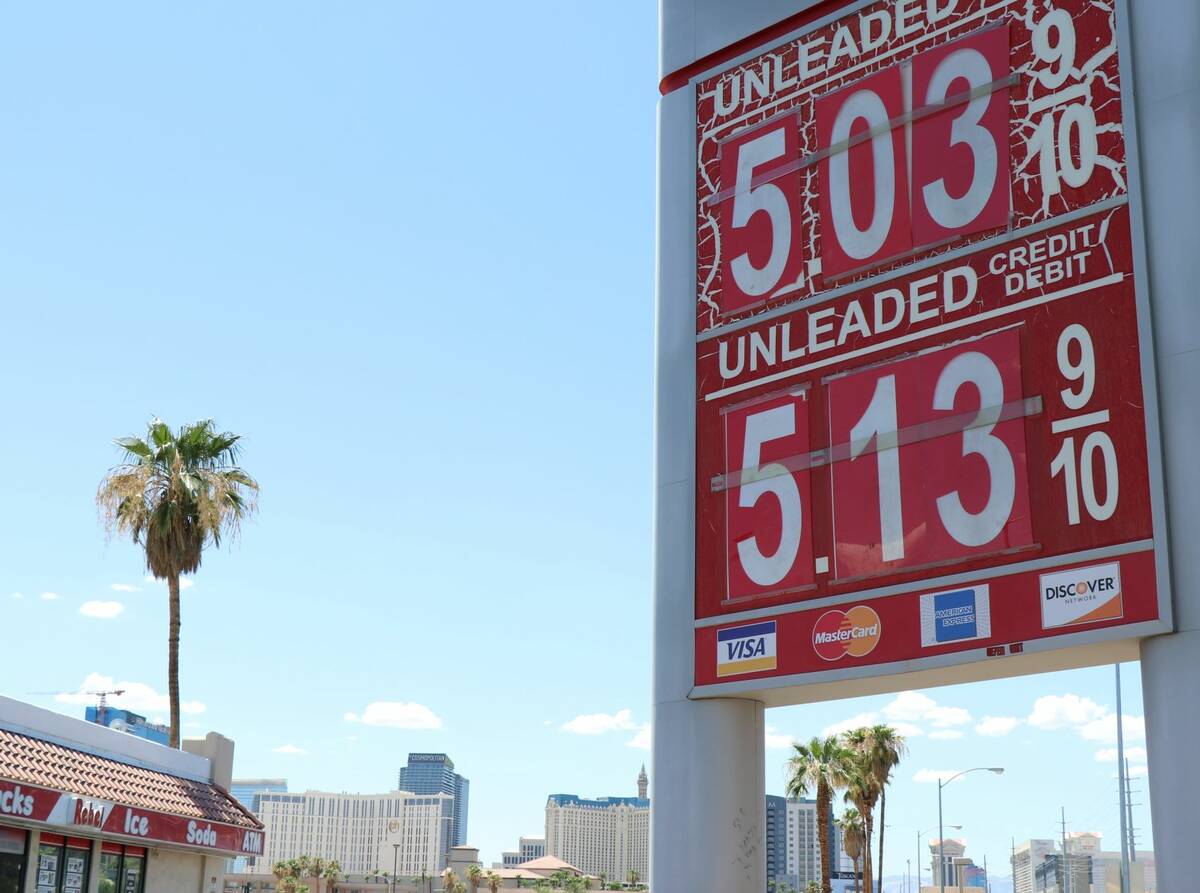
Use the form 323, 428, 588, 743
0, 728, 261, 829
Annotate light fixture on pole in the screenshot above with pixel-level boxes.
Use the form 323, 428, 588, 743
918, 823, 960, 891
938, 768, 1004, 893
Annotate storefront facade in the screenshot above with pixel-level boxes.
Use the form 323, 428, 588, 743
0, 697, 264, 893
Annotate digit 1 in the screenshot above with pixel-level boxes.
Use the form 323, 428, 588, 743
1049, 437, 1081, 526
849, 374, 905, 561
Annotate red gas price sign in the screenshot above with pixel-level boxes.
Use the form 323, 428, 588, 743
692, 0, 1169, 693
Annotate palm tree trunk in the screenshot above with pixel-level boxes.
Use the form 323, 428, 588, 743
167, 573, 181, 748
861, 812, 873, 893
877, 789, 886, 893
817, 782, 832, 893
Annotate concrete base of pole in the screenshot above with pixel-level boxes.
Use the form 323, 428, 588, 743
651, 697, 766, 893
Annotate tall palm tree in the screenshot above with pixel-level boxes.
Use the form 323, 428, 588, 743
836, 809, 866, 893
97, 418, 258, 747
465, 866, 483, 893
862, 725, 906, 893
786, 736, 854, 893
840, 763, 879, 893
322, 861, 341, 893
441, 868, 459, 893
485, 873, 501, 893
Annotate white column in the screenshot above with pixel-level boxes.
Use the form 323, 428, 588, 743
652, 76, 767, 893
1125, 2, 1200, 891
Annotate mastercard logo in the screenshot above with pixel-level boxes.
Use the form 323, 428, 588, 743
812, 605, 882, 661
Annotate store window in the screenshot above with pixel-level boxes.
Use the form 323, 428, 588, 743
0, 825, 27, 893
34, 834, 90, 893
99, 845, 145, 893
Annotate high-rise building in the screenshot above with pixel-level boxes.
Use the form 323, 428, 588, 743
637, 765, 649, 800
544, 769, 649, 883
226, 779, 288, 873
930, 838, 967, 886
765, 796, 788, 891
784, 797, 844, 888
519, 837, 546, 862
398, 753, 470, 848
253, 790, 453, 877
1013, 839, 1059, 893
230, 778, 289, 814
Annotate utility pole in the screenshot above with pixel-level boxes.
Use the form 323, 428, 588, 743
1060, 808, 1070, 893
1116, 664, 1131, 893
1125, 762, 1137, 864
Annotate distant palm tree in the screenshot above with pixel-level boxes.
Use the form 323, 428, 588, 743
322, 861, 341, 893
840, 760, 880, 893
786, 736, 854, 893
863, 725, 905, 893
465, 865, 483, 893
485, 873, 502, 893
836, 809, 866, 893
97, 418, 257, 746
626, 870, 639, 886
441, 868, 459, 893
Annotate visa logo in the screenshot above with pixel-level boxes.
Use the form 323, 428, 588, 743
716, 621, 777, 678
724, 637, 767, 661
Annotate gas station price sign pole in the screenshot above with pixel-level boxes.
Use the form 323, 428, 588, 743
653, 1, 1199, 891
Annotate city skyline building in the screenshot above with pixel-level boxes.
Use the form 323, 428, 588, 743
784, 797, 846, 889
397, 753, 470, 849
765, 795, 787, 891
544, 768, 649, 882
252, 789, 453, 878
227, 778, 288, 872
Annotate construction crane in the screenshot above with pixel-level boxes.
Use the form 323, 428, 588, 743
86, 689, 125, 725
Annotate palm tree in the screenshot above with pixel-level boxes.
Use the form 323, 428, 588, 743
626, 869, 639, 887
863, 725, 906, 893
836, 809, 866, 893
97, 418, 258, 747
322, 861, 342, 893
485, 873, 501, 893
465, 866, 483, 893
840, 759, 880, 893
441, 868, 458, 893
786, 736, 854, 893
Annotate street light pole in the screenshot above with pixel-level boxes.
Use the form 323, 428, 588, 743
937, 768, 1004, 893
918, 824, 959, 892
392, 844, 399, 893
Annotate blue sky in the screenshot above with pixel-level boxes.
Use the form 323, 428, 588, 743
0, 0, 1151, 879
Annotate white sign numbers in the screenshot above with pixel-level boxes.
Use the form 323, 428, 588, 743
1049, 323, 1119, 524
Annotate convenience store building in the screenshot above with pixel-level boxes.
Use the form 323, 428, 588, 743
0, 696, 263, 893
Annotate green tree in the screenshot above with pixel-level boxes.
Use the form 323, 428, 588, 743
485, 873, 502, 893
863, 725, 906, 893
97, 418, 257, 747
466, 865, 483, 893
322, 861, 342, 893
786, 736, 854, 893
839, 757, 879, 893
836, 809, 866, 893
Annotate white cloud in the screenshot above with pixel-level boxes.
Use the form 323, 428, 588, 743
1095, 747, 1147, 764
1027, 694, 1107, 730
40, 592, 59, 601
109, 583, 140, 593
1026, 694, 1143, 744
55, 673, 205, 715
10, 592, 23, 599
764, 726, 797, 749
273, 744, 308, 755
1080, 713, 1145, 744
344, 701, 442, 730
79, 601, 125, 619
561, 709, 637, 736
976, 716, 1021, 737
929, 730, 964, 740
890, 722, 924, 738
627, 725, 652, 751
1128, 764, 1148, 778
914, 768, 962, 784
821, 712, 879, 738
883, 691, 971, 729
